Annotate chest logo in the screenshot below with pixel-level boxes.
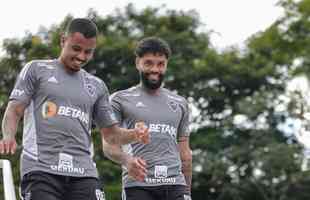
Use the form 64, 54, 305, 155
42, 101, 58, 118
85, 84, 96, 97
136, 101, 147, 108
167, 100, 178, 112
83, 75, 96, 97
47, 76, 58, 84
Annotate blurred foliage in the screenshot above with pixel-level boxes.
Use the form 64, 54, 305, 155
2, 1, 310, 199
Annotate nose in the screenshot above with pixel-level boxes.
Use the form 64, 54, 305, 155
149, 65, 161, 73
76, 52, 87, 62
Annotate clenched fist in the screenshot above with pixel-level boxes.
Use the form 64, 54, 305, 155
134, 121, 150, 144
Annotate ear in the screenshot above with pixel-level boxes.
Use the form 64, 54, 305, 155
135, 57, 141, 71
60, 33, 66, 48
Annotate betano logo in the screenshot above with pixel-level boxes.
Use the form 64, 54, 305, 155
149, 123, 177, 138
42, 101, 57, 118
41, 101, 89, 124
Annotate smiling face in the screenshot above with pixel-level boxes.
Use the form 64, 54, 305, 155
136, 52, 168, 90
59, 32, 96, 72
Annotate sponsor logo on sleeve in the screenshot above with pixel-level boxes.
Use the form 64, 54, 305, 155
11, 89, 25, 97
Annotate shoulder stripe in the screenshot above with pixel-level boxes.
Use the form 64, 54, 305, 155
109, 92, 119, 101
20, 61, 33, 80
37, 60, 55, 69
167, 94, 184, 102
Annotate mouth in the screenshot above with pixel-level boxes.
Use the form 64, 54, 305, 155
148, 73, 160, 81
72, 59, 85, 69
74, 59, 84, 65
140, 71, 164, 90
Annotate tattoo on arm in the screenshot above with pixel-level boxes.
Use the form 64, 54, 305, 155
2, 100, 27, 139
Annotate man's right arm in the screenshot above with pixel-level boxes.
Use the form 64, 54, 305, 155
101, 123, 149, 146
101, 135, 130, 165
99, 91, 148, 181
0, 100, 28, 154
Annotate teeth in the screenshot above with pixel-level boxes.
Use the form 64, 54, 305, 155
74, 60, 83, 65
149, 75, 159, 79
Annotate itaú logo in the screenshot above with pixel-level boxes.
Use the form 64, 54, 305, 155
42, 101, 89, 124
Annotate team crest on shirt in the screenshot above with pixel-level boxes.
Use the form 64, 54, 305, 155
167, 100, 178, 112
85, 84, 96, 97
83, 75, 96, 97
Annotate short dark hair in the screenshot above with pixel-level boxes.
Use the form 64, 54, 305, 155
65, 18, 98, 38
135, 37, 171, 59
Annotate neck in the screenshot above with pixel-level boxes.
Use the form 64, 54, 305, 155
140, 83, 161, 95
57, 57, 77, 74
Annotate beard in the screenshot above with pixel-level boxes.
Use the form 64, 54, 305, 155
140, 71, 164, 90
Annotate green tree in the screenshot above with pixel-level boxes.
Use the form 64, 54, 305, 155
2, 2, 310, 200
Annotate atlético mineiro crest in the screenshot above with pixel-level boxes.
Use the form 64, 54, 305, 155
85, 84, 96, 97
167, 100, 178, 112
83, 75, 96, 97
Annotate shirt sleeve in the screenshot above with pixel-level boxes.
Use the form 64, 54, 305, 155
109, 92, 123, 122
178, 100, 191, 137
93, 83, 118, 128
9, 61, 37, 105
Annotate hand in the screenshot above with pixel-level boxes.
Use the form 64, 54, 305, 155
125, 156, 147, 182
0, 137, 17, 155
134, 121, 150, 144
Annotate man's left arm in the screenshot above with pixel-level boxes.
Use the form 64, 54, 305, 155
178, 136, 192, 192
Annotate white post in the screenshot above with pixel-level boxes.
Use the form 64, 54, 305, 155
0, 159, 17, 200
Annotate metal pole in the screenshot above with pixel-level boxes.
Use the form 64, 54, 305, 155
0, 159, 17, 200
